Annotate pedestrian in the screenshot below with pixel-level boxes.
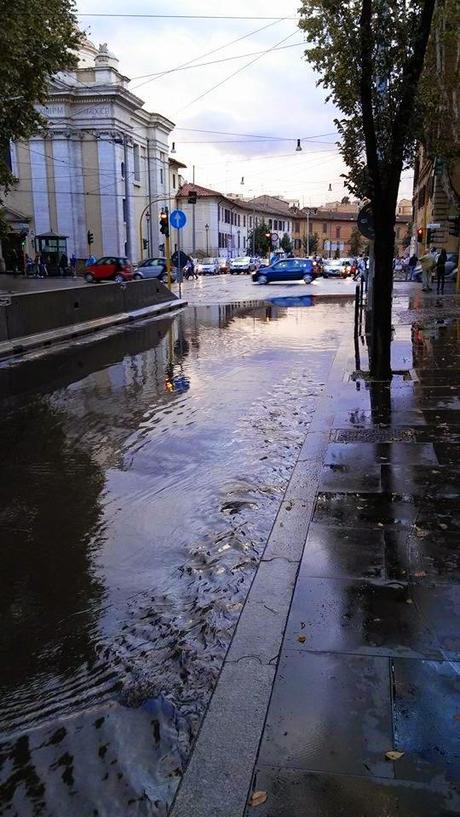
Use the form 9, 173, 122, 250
85, 254, 96, 267
436, 248, 447, 295
24, 254, 34, 277
184, 258, 194, 280
59, 253, 68, 277
38, 254, 48, 278
70, 252, 77, 278
407, 253, 417, 281
419, 249, 435, 292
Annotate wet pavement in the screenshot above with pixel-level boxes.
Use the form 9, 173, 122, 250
0, 298, 352, 815
247, 293, 460, 816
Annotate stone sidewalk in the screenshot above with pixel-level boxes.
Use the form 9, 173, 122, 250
171, 287, 460, 817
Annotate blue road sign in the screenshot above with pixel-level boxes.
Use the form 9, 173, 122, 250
170, 209, 187, 229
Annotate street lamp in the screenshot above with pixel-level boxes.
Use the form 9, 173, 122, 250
205, 223, 209, 255
296, 139, 302, 152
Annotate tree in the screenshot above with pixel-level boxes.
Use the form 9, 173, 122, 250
349, 226, 364, 256
280, 233, 293, 253
302, 232, 319, 255
247, 221, 271, 255
0, 0, 81, 197
299, 0, 437, 378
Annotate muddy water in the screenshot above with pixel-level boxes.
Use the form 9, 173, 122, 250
0, 299, 351, 816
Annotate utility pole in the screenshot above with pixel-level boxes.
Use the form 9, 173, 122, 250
192, 165, 196, 255
123, 135, 133, 260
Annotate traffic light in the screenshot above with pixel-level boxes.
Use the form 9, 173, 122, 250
416, 227, 424, 243
143, 239, 149, 250
188, 190, 197, 204
426, 228, 432, 246
87, 230, 94, 245
159, 209, 169, 237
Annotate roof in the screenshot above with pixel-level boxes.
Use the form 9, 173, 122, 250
169, 158, 187, 169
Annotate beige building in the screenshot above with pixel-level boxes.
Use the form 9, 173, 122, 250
1, 39, 182, 272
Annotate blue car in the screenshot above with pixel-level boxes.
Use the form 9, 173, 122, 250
252, 257, 313, 285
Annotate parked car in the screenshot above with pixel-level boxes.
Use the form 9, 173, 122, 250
84, 256, 134, 283
197, 257, 219, 275
252, 257, 313, 285
322, 258, 354, 278
218, 258, 230, 274
229, 256, 256, 274
133, 257, 176, 282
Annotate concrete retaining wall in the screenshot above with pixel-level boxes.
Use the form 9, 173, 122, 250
2, 280, 179, 342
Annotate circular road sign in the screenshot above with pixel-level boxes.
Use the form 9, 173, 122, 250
170, 209, 187, 229
357, 203, 375, 240
271, 232, 279, 243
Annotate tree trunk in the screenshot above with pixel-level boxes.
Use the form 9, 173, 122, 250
370, 203, 395, 380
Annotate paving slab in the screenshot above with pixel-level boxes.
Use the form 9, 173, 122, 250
258, 651, 393, 778
392, 658, 460, 783
283, 576, 442, 659
246, 767, 460, 817
300, 524, 386, 579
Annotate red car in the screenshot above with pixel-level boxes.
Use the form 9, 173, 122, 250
84, 256, 134, 283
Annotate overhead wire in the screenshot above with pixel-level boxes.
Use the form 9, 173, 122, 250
175, 29, 299, 115
130, 17, 287, 89
78, 13, 299, 20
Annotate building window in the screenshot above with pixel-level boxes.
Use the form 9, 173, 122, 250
243, 236, 246, 248
336, 227, 341, 239
172, 173, 176, 189
322, 222, 327, 233
238, 214, 241, 226
122, 198, 127, 223
268, 219, 272, 228
121, 161, 125, 179
133, 144, 140, 181
224, 208, 230, 224
249, 216, 253, 228
243, 215, 246, 227
160, 168, 164, 184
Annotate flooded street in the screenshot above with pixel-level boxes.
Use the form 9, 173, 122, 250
0, 297, 352, 816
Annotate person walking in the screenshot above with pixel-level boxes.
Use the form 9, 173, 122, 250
436, 248, 447, 295
419, 249, 435, 292
70, 252, 77, 278
407, 253, 417, 281
38, 254, 48, 278
58, 253, 68, 277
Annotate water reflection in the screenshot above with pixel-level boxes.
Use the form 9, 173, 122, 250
0, 299, 352, 816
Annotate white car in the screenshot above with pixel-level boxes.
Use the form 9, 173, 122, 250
197, 257, 219, 275
229, 256, 255, 274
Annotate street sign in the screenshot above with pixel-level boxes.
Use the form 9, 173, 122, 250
170, 209, 187, 229
427, 223, 441, 229
271, 232, 279, 243
357, 203, 375, 240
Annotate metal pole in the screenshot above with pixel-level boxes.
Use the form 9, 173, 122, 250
252, 205, 255, 255
124, 135, 133, 260
192, 165, 196, 255
165, 206, 172, 289
147, 138, 154, 256
307, 209, 310, 256
177, 220, 182, 299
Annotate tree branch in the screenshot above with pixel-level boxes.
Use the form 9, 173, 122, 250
359, 0, 381, 200
390, 0, 437, 174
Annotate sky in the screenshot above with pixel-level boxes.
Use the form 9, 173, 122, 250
76, 0, 414, 206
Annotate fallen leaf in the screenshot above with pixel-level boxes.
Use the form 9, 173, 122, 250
406, 599, 413, 604
414, 571, 426, 577
454, 713, 460, 722
377, 522, 384, 527
385, 751, 405, 761
298, 635, 307, 644
249, 791, 268, 807
439, 523, 448, 530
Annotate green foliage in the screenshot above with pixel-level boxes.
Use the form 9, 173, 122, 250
280, 232, 292, 253
0, 0, 81, 194
349, 226, 364, 256
298, 0, 437, 201
247, 221, 271, 255
302, 232, 319, 255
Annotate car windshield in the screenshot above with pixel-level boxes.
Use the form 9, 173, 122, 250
234, 257, 249, 263
202, 258, 214, 264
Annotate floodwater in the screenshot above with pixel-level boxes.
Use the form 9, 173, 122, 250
0, 298, 352, 816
